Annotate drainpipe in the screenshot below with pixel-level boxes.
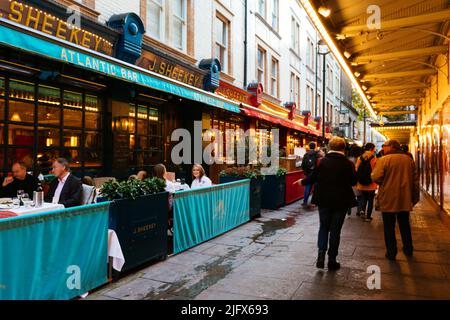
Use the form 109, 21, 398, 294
244, 0, 248, 88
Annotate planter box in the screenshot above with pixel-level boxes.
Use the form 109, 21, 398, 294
108, 192, 169, 274
285, 170, 305, 204
219, 176, 262, 219
261, 175, 286, 209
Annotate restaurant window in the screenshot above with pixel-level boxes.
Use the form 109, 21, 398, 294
215, 15, 229, 73
257, 46, 266, 87
210, 110, 244, 163
147, 0, 164, 41
0, 77, 103, 175
171, 0, 187, 51
270, 57, 279, 98
112, 103, 162, 170
291, 17, 300, 55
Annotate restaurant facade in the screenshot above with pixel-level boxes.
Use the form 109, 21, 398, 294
0, 0, 326, 184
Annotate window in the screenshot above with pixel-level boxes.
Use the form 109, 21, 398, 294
270, 58, 279, 97
0, 78, 103, 174
257, 0, 266, 17
290, 72, 300, 109
335, 75, 339, 96
147, 0, 164, 40
215, 15, 229, 73
306, 38, 315, 69
306, 85, 312, 112
144, 0, 187, 52
291, 17, 300, 54
270, 0, 279, 30
171, 0, 186, 50
257, 47, 266, 87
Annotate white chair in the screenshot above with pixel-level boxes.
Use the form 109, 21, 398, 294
81, 184, 96, 205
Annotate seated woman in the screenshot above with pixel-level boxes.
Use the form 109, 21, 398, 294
152, 164, 175, 194
191, 164, 212, 189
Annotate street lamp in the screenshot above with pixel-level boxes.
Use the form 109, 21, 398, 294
318, 39, 330, 141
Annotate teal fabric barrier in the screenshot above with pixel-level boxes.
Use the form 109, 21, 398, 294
0, 202, 109, 300
173, 180, 250, 254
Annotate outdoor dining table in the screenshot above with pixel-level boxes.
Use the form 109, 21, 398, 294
0, 202, 65, 216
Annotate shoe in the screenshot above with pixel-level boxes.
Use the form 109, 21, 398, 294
365, 217, 373, 222
316, 250, 326, 269
403, 248, 414, 257
327, 260, 341, 271
356, 211, 361, 216
385, 253, 396, 261
360, 212, 366, 219
301, 203, 308, 208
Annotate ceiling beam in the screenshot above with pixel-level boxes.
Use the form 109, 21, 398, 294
373, 102, 417, 107
362, 69, 436, 80
337, 9, 450, 39
367, 83, 428, 92
369, 94, 422, 100
353, 46, 448, 64
379, 110, 417, 116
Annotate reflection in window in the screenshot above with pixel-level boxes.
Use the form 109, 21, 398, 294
9, 101, 35, 123
9, 79, 34, 101
63, 130, 82, 148
38, 105, 60, 126
38, 127, 60, 147
85, 111, 101, 130
0, 77, 4, 96
8, 124, 34, 146
63, 90, 83, 109
38, 85, 60, 105
85, 131, 101, 149
63, 108, 83, 127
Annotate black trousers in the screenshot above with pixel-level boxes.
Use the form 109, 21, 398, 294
382, 212, 414, 257
318, 207, 347, 259
361, 191, 376, 218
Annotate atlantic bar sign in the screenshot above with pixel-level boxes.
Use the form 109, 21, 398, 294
0, 0, 113, 55
136, 51, 205, 89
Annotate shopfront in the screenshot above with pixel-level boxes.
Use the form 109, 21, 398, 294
418, 97, 450, 215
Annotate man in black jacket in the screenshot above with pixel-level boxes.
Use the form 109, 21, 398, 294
45, 158, 82, 208
295, 137, 357, 271
301, 142, 319, 207
0, 161, 39, 199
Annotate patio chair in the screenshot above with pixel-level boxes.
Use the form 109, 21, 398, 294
81, 184, 96, 205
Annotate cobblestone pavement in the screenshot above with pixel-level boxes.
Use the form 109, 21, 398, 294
88, 196, 450, 300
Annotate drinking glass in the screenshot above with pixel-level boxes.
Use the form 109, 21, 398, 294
12, 197, 20, 209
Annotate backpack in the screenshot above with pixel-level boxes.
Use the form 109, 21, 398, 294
357, 155, 374, 185
302, 152, 318, 174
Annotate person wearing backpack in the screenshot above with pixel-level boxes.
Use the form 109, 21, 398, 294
355, 143, 378, 222
301, 142, 319, 208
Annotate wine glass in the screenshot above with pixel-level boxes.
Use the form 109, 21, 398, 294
17, 190, 24, 199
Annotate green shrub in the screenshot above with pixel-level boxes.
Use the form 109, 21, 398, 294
100, 177, 166, 201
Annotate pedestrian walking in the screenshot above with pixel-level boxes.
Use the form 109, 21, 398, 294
294, 137, 357, 270
371, 140, 420, 261
347, 144, 364, 216
356, 143, 378, 222
301, 142, 319, 208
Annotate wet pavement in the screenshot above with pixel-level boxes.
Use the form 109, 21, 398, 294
87, 195, 450, 300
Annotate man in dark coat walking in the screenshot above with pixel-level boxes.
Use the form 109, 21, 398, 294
295, 137, 357, 270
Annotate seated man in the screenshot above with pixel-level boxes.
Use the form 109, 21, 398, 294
45, 158, 82, 208
0, 161, 39, 199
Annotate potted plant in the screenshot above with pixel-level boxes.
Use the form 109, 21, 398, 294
219, 166, 264, 219
261, 167, 288, 209
100, 178, 168, 274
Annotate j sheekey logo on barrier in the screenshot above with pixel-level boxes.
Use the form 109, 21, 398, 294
66, 265, 81, 290
367, 265, 381, 290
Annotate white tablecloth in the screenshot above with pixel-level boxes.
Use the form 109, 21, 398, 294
108, 229, 125, 272
173, 183, 190, 192
4, 203, 65, 216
